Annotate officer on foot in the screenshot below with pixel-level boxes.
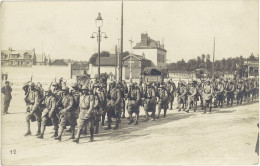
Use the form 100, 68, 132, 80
187, 81, 197, 113
202, 79, 213, 114
1, 81, 12, 114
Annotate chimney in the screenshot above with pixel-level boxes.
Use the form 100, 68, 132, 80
142, 52, 145, 59
141, 33, 148, 46
9, 47, 12, 51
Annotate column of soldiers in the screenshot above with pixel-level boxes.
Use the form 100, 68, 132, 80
22, 76, 258, 143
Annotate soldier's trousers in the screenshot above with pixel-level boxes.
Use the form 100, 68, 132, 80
3, 99, 11, 113
107, 103, 121, 127
226, 92, 234, 106
128, 100, 140, 121
187, 97, 196, 111
59, 112, 77, 129
42, 113, 59, 130
168, 95, 174, 109
157, 101, 168, 117
144, 99, 156, 119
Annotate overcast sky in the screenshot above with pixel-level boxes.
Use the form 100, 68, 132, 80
1, 0, 259, 62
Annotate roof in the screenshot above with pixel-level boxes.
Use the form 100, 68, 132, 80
134, 33, 167, 52
1, 49, 35, 60
51, 59, 89, 69
94, 54, 117, 66
122, 54, 143, 61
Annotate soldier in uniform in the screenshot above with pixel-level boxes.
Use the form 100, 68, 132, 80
121, 81, 128, 118
127, 83, 141, 125
1, 81, 12, 114
157, 84, 168, 118
143, 83, 156, 122
105, 81, 121, 130
236, 79, 244, 105
214, 79, 225, 108
202, 79, 213, 114
244, 78, 251, 103
37, 87, 59, 139
167, 80, 176, 110
93, 83, 106, 134
73, 84, 95, 143
187, 81, 197, 113
177, 81, 187, 111
54, 86, 76, 141
226, 79, 235, 107
24, 82, 42, 136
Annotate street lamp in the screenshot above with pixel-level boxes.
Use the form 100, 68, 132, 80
91, 12, 108, 78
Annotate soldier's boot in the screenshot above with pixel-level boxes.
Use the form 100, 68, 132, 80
156, 109, 161, 119
69, 126, 75, 139
209, 107, 212, 113
101, 114, 105, 126
170, 102, 173, 110
113, 119, 119, 130
134, 114, 139, 125
203, 106, 206, 114
37, 125, 45, 139
142, 111, 149, 122
36, 121, 41, 136
89, 128, 94, 142
152, 111, 156, 121
220, 101, 223, 108
95, 121, 99, 134
82, 125, 88, 135
104, 119, 112, 130
54, 128, 64, 141
128, 113, 134, 125
73, 129, 82, 144
231, 99, 233, 106
163, 109, 167, 117
52, 129, 58, 138
24, 121, 31, 136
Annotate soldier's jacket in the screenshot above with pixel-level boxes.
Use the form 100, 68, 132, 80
145, 87, 156, 99
178, 86, 187, 100
226, 83, 235, 92
61, 94, 74, 112
42, 95, 56, 117
167, 83, 176, 97
26, 90, 40, 113
138, 84, 144, 98
244, 82, 251, 92
94, 90, 106, 108
203, 84, 213, 101
79, 94, 94, 119
110, 87, 121, 106
71, 91, 80, 108
128, 88, 141, 105
188, 86, 197, 100
158, 88, 168, 104
216, 83, 224, 94
1, 85, 12, 100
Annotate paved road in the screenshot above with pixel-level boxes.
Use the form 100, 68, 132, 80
1, 90, 259, 165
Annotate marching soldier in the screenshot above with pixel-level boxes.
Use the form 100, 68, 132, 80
54, 86, 76, 141
1, 81, 12, 114
73, 84, 95, 143
226, 79, 235, 107
167, 80, 176, 110
24, 82, 42, 136
177, 81, 187, 111
157, 84, 168, 118
127, 83, 141, 125
214, 79, 225, 108
37, 87, 59, 139
93, 83, 106, 134
236, 79, 244, 105
105, 81, 121, 130
121, 81, 128, 118
244, 78, 251, 103
187, 81, 197, 113
202, 79, 213, 114
143, 83, 156, 122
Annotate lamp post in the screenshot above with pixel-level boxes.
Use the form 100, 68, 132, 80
91, 13, 108, 78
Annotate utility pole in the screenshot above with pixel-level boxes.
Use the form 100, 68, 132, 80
212, 37, 215, 74
115, 45, 117, 80
119, 0, 124, 82
129, 37, 134, 82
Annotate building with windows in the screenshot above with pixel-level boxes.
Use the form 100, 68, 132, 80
133, 33, 167, 67
1, 48, 36, 67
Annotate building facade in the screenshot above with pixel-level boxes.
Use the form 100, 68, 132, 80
133, 33, 167, 67
1, 48, 36, 67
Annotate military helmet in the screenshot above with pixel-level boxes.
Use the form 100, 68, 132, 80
61, 86, 69, 92
81, 84, 89, 90
52, 82, 59, 87
28, 82, 35, 87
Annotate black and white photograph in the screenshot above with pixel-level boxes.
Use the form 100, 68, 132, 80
1, 0, 259, 165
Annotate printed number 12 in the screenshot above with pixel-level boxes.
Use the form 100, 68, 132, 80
10, 149, 16, 154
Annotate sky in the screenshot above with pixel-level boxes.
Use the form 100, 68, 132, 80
1, 0, 259, 63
